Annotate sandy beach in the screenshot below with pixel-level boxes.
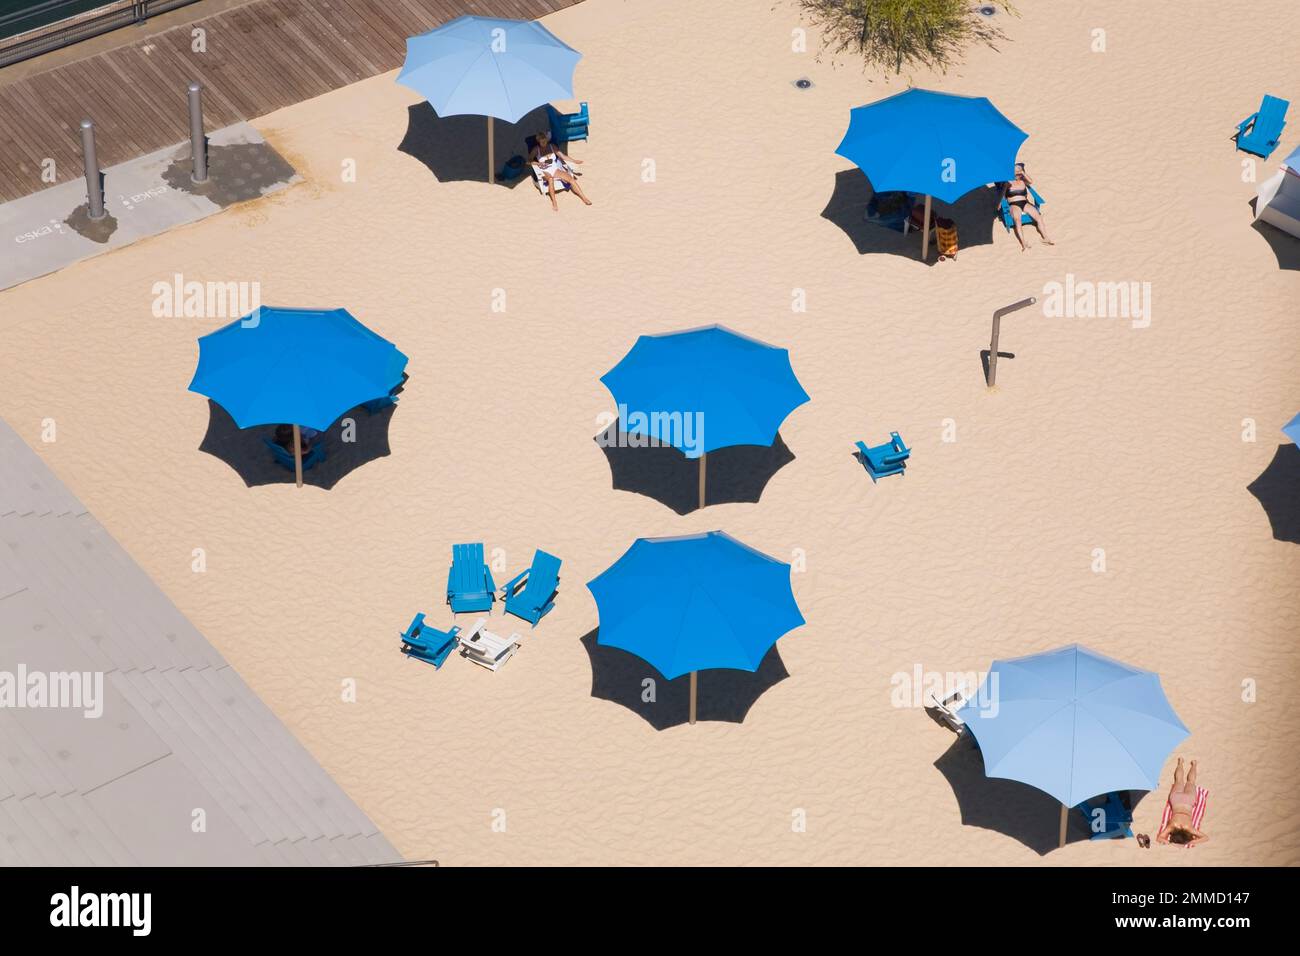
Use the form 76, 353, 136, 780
1, 0, 1297, 865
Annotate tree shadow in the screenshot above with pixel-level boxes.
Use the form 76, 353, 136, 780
579, 629, 789, 730
933, 738, 1149, 855
1247, 443, 1300, 543
197, 399, 396, 490
821, 169, 1000, 263
593, 424, 795, 515
397, 102, 553, 187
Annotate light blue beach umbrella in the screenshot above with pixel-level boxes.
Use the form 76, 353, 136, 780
835, 88, 1028, 259
961, 644, 1189, 846
396, 15, 582, 181
189, 307, 407, 486
600, 325, 810, 508
1282, 411, 1300, 444
588, 531, 805, 724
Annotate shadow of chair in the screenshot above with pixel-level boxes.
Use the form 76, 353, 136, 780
594, 424, 795, 515
197, 399, 396, 490
580, 629, 789, 730
821, 169, 999, 262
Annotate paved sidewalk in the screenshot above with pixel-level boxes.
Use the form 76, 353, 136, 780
0, 121, 296, 291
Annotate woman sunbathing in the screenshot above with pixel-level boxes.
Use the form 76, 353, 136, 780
1156, 757, 1209, 847
1001, 163, 1053, 251
529, 130, 592, 212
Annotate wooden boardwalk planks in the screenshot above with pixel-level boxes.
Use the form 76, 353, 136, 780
0, 0, 584, 202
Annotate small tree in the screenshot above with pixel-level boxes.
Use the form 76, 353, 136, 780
798, 0, 1017, 75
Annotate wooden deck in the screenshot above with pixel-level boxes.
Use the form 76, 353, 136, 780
0, 0, 584, 202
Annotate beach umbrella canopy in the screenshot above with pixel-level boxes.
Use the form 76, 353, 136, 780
835, 88, 1027, 203
396, 15, 581, 124
1283, 411, 1300, 445
188, 307, 407, 432
588, 531, 805, 683
600, 326, 809, 458
961, 644, 1189, 809
836, 88, 1026, 260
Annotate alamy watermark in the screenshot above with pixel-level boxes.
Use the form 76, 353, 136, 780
1041, 273, 1152, 329
151, 272, 261, 321
890, 664, 999, 717
0, 665, 103, 718
596, 407, 706, 457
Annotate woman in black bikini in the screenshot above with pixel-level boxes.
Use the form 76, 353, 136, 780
1002, 162, 1053, 251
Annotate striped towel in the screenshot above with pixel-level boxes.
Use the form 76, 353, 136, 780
1160, 787, 1208, 846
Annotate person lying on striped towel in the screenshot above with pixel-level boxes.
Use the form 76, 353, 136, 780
1156, 757, 1210, 847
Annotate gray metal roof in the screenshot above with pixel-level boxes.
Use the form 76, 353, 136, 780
0, 417, 402, 865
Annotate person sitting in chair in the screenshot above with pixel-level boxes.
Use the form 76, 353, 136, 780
529, 130, 592, 212
1001, 162, 1053, 251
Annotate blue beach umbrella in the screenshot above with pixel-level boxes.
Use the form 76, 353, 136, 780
397, 15, 582, 181
189, 307, 407, 485
835, 88, 1027, 258
961, 644, 1189, 846
600, 325, 810, 509
1282, 411, 1300, 444
588, 531, 805, 724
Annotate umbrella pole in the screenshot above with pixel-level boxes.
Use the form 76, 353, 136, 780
1059, 802, 1068, 848
689, 670, 697, 725
487, 115, 494, 183
698, 452, 707, 510
292, 424, 304, 489
921, 194, 932, 261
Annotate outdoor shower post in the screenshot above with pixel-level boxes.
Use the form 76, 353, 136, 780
187, 82, 208, 183
79, 119, 105, 220
987, 296, 1037, 387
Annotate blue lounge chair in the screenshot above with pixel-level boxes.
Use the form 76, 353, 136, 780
1075, 792, 1134, 840
1236, 95, 1289, 158
263, 437, 325, 471
499, 549, 562, 627
399, 612, 461, 668
447, 542, 496, 614
547, 101, 589, 145
855, 432, 910, 482
1000, 185, 1045, 231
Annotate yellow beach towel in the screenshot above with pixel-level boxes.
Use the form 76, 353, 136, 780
936, 219, 959, 259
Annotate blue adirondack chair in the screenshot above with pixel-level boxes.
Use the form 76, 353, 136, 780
855, 432, 910, 482
1236, 94, 1289, 158
1000, 185, 1045, 231
1075, 792, 1134, 840
499, 549, 562, 627
263, 437, 325, 471
447, 542, 496, 614
399, 612, 461, 668
547, 101, 589, 145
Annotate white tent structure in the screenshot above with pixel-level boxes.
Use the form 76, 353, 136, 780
1255, 145, 1300, 239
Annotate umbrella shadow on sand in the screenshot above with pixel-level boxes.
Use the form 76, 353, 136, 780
580, 629, 789, 730
933, 737, 1150, 855
1247, 443, 1300, 542
821, 169, 1000, 262
197, 400, 396, 490
397, 102, 554, 187
594, 424, 796, 515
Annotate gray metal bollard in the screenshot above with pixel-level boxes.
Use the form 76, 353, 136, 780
187, 82, 208, 183
987, 296, 1037, 387
79, 119, 105, 220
